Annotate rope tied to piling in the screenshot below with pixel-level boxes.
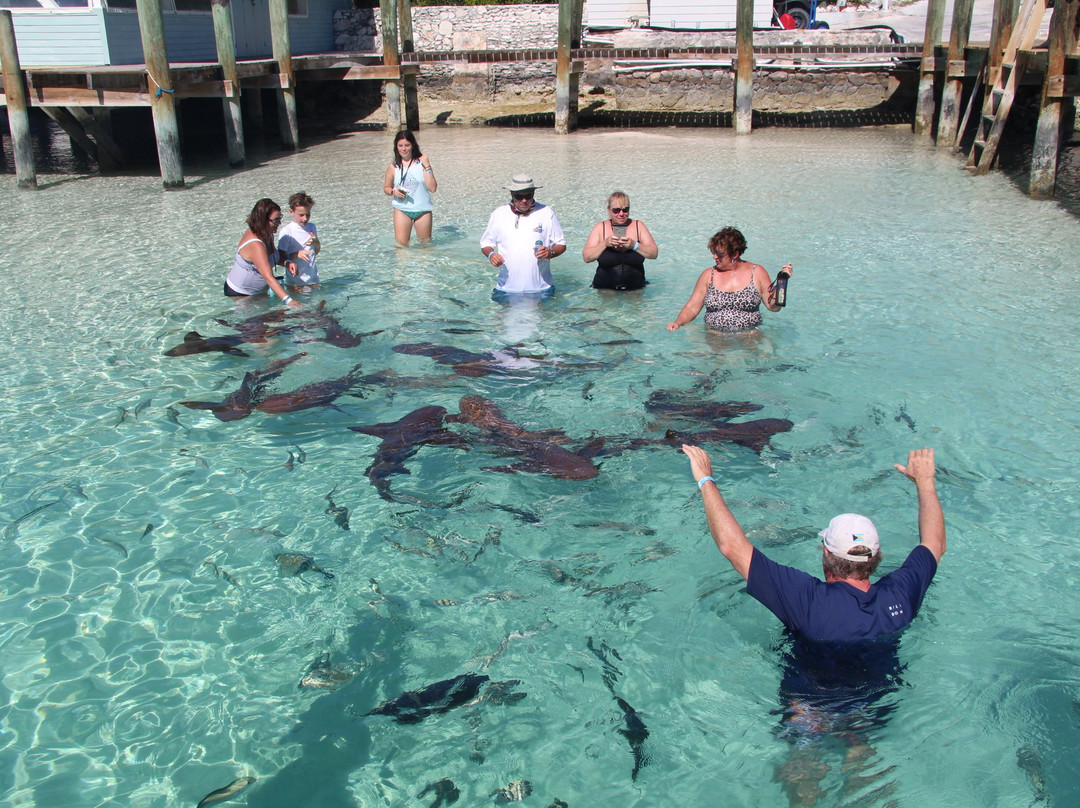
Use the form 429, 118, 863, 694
144, 67, 175, 99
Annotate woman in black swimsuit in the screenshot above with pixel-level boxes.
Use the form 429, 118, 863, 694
582, 192, 659, 290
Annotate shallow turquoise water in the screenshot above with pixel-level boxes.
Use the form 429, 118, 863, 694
2, 126, 1079, 807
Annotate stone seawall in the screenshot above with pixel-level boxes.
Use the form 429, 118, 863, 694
333, 6, 916, 114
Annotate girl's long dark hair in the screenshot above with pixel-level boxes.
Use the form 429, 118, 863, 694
246, 198, 281, 249
392, 130, 423, 167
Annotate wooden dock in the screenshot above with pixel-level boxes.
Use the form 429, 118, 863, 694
1, 0, 1078, 196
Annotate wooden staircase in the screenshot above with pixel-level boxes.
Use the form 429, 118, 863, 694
966, 0, 1048, 174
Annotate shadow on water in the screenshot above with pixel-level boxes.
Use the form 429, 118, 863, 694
0, 81, 385, 179
485, 98, 915, 129
245, 601, 411, 807
953, 84, 1080, 219
8, 78, 1080, 221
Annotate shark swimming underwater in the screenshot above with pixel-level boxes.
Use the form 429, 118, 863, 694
178, 352, 307, 421
349, 406, 470, 500
447, 395, 602, 480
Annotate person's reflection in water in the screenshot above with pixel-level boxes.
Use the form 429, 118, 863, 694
772, 635, 904, 806
498, 293, 544, 345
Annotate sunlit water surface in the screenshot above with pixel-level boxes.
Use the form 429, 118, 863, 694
2, 127, 1079, 807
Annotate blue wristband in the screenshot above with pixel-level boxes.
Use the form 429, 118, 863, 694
697, 476, 715, 489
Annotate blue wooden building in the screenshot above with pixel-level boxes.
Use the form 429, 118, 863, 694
0, 0, 349, 67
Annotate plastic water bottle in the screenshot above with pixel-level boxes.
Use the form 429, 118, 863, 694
773, 269, 790, 307
534, 239, 544, 257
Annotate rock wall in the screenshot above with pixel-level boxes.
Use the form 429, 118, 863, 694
333, 6, 915, 113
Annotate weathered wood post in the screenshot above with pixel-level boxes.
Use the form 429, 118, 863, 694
268, 0, 298, 149
244, 88, 264, 130
90, 109, 121, 171
569, 0, 584, 128
135, 0, 184, 187
380, 0, 402, 134
914, 0, 947, 137
734, 0, 754, 134
555, 0, 582, 134
0, 10, 35, 188
988, 0, 1019, 90
397, 0, 419, 130
41, 107, 99, 161
1029, 0, 1078, 197
937, 0, 975, 146
212, 0, 245, 165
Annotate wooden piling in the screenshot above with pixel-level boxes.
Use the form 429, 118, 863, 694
135, 0, 184, 187
734, 0, 754, 134
244, 87, 264, 131
914, 0, 947, 138
988, 0, 1019, 89
380, 0, 402, 134
1029, 0, 1078, 197
937, 0, 975, 147
555, 0, 580, 134
212, 0, 245, 166
88, 109, 121, 171
41, 107, 99, 162
0, 11, 36, 188
268, 0, 298, 150
569, 0, 584, 131
397, 0, 419, 130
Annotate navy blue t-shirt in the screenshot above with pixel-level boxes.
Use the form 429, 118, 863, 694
746, 545, 938, 643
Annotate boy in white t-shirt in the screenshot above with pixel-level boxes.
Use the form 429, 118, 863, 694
277, 191, 321, 288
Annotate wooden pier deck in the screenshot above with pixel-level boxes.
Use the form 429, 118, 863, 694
0, 0, 1077, 196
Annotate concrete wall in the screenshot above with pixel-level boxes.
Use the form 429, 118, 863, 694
334, 6, 914, 113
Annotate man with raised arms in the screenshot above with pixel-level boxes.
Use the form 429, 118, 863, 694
682, 444, 944, 640
682, 444, 946, 804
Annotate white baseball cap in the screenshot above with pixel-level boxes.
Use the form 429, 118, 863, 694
819, 514, 880, 561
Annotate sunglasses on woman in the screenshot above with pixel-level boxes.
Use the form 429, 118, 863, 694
610, 207, 629, 214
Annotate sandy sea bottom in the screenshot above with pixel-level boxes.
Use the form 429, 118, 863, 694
1, 126, 1079, 807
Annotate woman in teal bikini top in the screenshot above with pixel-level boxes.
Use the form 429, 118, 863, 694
383, 130, 437, 246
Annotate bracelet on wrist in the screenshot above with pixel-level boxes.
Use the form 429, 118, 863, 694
697, 475, 715, 489
282, 295, 293, 305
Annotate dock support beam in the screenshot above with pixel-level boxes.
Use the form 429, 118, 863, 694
397, 0, 419, 130
244, 88, 264, 131
914, 0, 946, 138
380, 0, 401, 134
41, 107, 100, 162
1029, 0, 1078, 197
734, 0, 754, 134
212, 0, 245, 165
937, 0, 975, 147
135, 0, 184, 187
555, 0, 582, 134
0, 11, 36, 188
87, 109, 121, 171
269, 0, 298, 150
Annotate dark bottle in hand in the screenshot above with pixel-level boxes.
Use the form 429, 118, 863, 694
773, 269, 790, 307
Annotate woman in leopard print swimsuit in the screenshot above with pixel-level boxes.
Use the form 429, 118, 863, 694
667, 227, 792, 333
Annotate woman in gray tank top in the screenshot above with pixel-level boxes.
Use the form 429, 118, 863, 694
224, 198, 302, 308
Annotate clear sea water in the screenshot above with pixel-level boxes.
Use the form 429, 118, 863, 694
2, 126, 1079, 807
